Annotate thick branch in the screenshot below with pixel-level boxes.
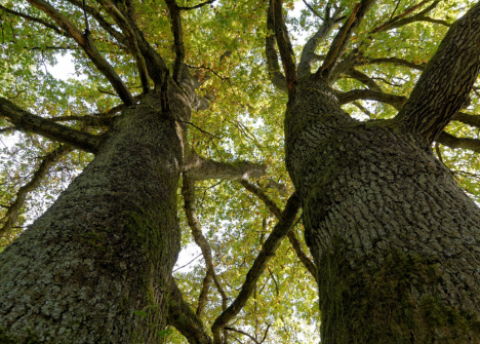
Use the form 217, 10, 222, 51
240, 180, 317, 281
49, 115, 114, 127
270, 0, 297, 94
265, 1, 287, 91
165, 0, 186, 83
344, 68, 381, 92
337, 89, 406, 109
363, 57, 426, 71
454, 112, 480, 128
437, 132, 480, 152
317, 0, 376, 79
211, 193, 301, 344
395, 3, 480, 144
167, 278, 213, 344
183, 155, 266, 182
26, 0, 134, 105
96, 0, 149, 93
0, 97, 103, 153
182, 176, 228, 313
0, 145, 73, 238
298, 16, 337, 77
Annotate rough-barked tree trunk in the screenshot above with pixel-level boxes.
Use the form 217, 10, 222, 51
269, 0, 480, 342
0, 93, 184, 343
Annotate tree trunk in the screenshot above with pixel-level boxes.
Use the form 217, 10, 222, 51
285, 77, 480, 343
0, 96, 182, 343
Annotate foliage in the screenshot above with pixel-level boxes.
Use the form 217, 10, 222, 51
1, 0, 480, 343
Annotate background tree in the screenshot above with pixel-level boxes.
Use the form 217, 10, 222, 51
1, 0, 480, 343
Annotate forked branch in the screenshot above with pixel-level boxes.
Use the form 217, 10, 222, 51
26, 0, 134, 105
395, 2, 480, 144
240, 180, 317, 281
0, 145, 73, 239
270, 0, 297, 94
0, 98, 103, 153
211, 193, 301, 344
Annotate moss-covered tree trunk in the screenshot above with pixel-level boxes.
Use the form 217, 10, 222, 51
285, 77, 480, 343
277, 2, 480, 341
0, 95, 182, 343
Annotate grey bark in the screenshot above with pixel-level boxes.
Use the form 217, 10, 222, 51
0, 92, 184, 343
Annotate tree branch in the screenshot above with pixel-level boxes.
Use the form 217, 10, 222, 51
211, 193, 301, 344
454, 112, 480, 128
49, 115, 114, 127
370, 0, 438, 34
26, 0, 134, 105
270, 0, 297, 94
265, 1, 287, 92
0, 145, 73, 238
63, 0, 127, 45
96, 0, 149, 93
167, 278, 213, 344
363, 57, 426, 71
0, 4, 68, 38
297, 13, 338, 77
182, 155, 266, 182
437, 131, 480, 152
240, 180, 317, 281
0, 97, 103, 153
182, 176, 228, 315
178, 0, 218, 10
395, 2, 480, 144
344, 68, 381, 92
337, 89, 407, 109
317, 0, 376, 79
165, 0, 186, 83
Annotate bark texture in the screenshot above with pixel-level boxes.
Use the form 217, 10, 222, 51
286, 75, 480, 343
0, 94, 183, 343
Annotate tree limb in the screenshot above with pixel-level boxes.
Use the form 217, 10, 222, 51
0, 97, 103, 153
240, 180, 317, 281
48, 115, 114, 127
211, 193, 301, 344
395, 2, 480, 144
165, 0, 186, 83
344, 68, 381, 92
0, 145, 73, 239
265, 1, 287, 92
317, 0, 376, 79
182, 176, 228, 317
363, 57, 426, 71
454, 112, 480, 128
166, 278, 213, 344
337, 88, 406, 109
26, 0, 134, 105
437, 131, 480, 152
96, 0, 149, 93
0, 4, 68, 38
270, 0, 297, 94
297, 13, 338, 77
63, 0, 127, 45
370, 0, 438, 33
182, 155, 266, 181
178, 0, 218, 11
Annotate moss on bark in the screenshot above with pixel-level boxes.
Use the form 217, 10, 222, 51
318, 240, 480, 343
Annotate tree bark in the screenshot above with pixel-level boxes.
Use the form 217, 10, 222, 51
285, 75, 480, 343
0, 94, 182, 343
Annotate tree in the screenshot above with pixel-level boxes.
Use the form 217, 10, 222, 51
0, 0, 480, 343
